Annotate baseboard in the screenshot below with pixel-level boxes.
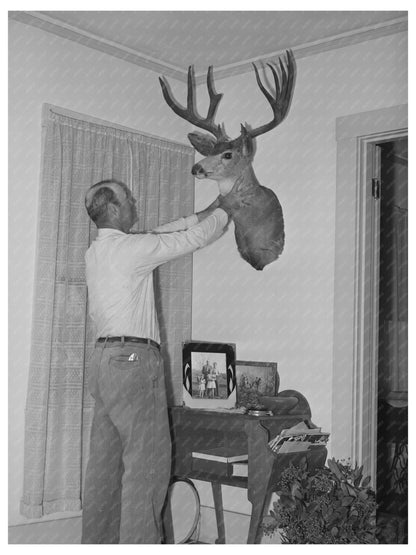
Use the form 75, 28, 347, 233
8, 516, 82, 544
8, 506, 282, 544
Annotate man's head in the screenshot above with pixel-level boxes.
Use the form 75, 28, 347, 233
85, 180, 137, 233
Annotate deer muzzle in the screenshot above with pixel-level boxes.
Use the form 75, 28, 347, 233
191, 163, 208, 178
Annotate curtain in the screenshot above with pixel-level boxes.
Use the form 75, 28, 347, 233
20, 106, 194, 518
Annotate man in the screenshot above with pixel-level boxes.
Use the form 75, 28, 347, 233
82, 179, 228, 544
211, 362, 220, 398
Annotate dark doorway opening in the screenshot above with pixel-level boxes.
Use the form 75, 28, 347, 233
375, 137, 408, 544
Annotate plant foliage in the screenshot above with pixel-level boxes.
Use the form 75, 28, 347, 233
262, 457, 378, 544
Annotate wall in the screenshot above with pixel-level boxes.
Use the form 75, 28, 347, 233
9, 18, 407, 542
190, 33, 408, 526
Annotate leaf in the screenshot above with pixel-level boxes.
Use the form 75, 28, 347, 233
341, 496, 354, 506
340, 482, 348, 494
353, 466, 363, 487
279, 493, 296, 508
293, 487, 303, 500
362, 475, 371, 488
327, 512, 338, 525
327, 458, 343, 480
338, 507, 348, 517
307, 501, 319, 513
345, 482, 358, 497
331, 526, 339, 537
262, 515, 276, 527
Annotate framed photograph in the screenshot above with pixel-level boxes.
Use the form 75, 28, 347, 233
235, 360, 279, 408
182, 341, 236, 409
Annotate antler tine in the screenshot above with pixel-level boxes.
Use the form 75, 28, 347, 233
268, 63, 283, 101
249, 49, 296, 139
252, 63, 276, 106
186, 65, 196, 114
285, 49, 296, 103
278, 58, 288, 97
206, 66, 223, 126
159, 66, 225, 140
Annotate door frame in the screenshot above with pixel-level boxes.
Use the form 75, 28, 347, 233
332, 104, 407, 485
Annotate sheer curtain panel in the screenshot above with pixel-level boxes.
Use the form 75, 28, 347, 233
20, 106, 194, 518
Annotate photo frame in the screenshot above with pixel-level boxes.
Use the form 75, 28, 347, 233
182, 341, 236, 409
235, 360, 279, 408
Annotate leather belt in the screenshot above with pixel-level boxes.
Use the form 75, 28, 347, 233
97, 336, 160, 350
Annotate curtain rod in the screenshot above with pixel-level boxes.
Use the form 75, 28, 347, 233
42, 103, 193, 152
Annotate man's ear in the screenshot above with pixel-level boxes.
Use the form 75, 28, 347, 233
107, 202, 119, 218
188, 132, 217, 155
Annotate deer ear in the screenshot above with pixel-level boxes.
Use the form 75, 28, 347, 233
240, 125, 254, 157
188, 132, 217, 155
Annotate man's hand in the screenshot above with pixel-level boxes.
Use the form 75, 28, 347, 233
218, 178, 256, 216
196, 196, 222, 222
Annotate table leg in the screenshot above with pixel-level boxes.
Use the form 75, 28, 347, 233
247, 487, 271, 544
211, 482, 226, 544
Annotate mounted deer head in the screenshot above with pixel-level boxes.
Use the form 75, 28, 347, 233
159, 50, 296, 270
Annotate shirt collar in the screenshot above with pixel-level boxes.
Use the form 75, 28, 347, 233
97, 228, 127, 239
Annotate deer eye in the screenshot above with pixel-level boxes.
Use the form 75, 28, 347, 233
222, 152, 233, 160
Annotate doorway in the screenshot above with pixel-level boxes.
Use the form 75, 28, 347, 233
374, 138, 408, 543
333, 105, 408, 543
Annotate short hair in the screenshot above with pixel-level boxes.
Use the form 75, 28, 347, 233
85, 179, 128, 223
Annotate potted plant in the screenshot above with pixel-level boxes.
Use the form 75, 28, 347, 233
262, 457, 378, 543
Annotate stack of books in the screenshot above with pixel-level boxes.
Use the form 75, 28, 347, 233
268, 421, 330, 454
191, 447, 248, 478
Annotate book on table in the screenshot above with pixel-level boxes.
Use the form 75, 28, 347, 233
268, 421, 330, 454
232, 462, 248, 477
191, 459, 249, 478
191, 446, 248, 463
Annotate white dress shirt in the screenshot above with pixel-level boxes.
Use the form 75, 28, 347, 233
85, 208, 228, 342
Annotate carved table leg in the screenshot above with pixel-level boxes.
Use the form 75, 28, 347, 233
247, 486, 270, 544
211, 482, 226, 544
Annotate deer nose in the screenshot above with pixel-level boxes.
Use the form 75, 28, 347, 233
191, 163, 206, 177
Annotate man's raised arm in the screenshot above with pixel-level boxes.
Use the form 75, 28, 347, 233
151, 196, 223, 233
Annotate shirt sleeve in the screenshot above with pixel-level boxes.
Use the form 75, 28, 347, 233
129, 208, 228, 273
151, 214, 198, 233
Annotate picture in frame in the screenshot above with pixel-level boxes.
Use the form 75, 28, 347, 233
182, 341, 236, 409
235, 360, 279, 408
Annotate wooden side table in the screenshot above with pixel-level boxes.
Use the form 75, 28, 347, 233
168, 394, 327, 543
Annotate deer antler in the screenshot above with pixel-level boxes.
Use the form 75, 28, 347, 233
159, 65, 227, 141
249, 49, 295, 139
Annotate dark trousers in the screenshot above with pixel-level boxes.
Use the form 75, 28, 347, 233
81, 339, 171, 543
